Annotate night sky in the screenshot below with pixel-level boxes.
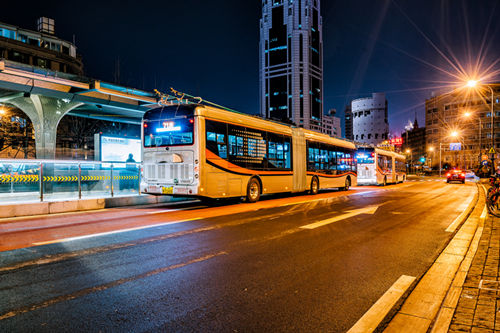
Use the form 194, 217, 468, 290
2, 0, 500, 137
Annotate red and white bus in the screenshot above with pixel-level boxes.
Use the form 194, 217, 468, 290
356, 147, 406, 185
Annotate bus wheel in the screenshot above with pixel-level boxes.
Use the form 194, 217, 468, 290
310, 177, 319, 195
342, 177, 351, 191
246, 178, 261, 203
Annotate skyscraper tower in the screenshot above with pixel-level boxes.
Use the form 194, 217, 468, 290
259, 0, 323, 132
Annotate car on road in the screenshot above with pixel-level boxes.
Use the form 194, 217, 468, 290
446, 169, 465, 183
465, 170, 476, 179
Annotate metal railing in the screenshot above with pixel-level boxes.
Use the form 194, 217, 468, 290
0, 159, 141, 203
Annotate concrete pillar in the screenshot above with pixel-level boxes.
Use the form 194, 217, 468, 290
5, 94, 83, 159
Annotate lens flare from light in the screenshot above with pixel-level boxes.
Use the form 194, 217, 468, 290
466, 80, 478, 88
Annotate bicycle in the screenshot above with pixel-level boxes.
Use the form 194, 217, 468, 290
487, 175, 500, 217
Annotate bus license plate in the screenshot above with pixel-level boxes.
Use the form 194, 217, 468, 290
162, 186, 173, 194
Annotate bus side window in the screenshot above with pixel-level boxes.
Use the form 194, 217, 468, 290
228, 135, 237, 156
307, 146, 314, 171
284, 141, 291, 169
216, 134, 227, 159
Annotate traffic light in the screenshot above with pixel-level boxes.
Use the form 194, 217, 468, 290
419, 157, 426, 163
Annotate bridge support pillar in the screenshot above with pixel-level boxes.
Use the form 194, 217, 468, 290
5, 94, 83, 159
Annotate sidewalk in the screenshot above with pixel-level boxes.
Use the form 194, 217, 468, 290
448, 210, 500, 332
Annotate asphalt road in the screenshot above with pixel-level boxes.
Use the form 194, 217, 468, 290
0, 179, 477, 332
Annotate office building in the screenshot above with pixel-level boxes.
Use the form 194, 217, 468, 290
401, 117, 426, 168
260, 0, 323, 131
425, 85, 500, 170
0, 17, 83, 75
322, 108, 341, 137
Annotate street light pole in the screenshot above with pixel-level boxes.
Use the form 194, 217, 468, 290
439, 143, 442, 177
487, 85, 495, 175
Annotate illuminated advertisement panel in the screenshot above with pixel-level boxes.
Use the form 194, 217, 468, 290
100, 136, 142, 163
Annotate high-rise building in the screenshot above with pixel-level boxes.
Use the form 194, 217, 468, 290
352, 92, 389, 145
344, 104, 353, 140
260, 0, 323, 132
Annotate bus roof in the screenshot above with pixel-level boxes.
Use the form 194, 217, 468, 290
303, 129, 356, 150
374, 148, 406, 160
194, 105, 356, 149
195, 105, 293, 135
145, 103, 356, 149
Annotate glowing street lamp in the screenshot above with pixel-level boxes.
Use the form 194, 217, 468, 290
466, 80, 478, 88
405, 149, 413, 174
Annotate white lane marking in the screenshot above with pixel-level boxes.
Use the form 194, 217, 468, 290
445, 191, 475, 233
32, 218, 202, 246
146, 209, 178, 214
146, 205, 206, 214
347, 275, 416, 333
350, 191, 375, 196
300, 205, 380, 229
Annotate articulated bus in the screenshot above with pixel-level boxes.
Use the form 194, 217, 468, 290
141, 104, 357, 202
355, 147, 406, 186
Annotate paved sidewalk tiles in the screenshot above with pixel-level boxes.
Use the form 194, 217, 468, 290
448, 212, 500, 333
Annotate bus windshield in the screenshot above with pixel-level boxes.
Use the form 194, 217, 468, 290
143, 106, 195, 147
356, 149, 375, 164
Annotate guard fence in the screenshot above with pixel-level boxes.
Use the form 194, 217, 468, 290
0, 159, 141, 203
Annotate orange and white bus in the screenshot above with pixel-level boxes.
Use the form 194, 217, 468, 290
141, 104, 357, 202
356, 147, 406, 186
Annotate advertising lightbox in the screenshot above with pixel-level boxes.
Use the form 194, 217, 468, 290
97, 135, 142, 163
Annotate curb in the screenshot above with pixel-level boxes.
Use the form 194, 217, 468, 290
0, 195, 186, 219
